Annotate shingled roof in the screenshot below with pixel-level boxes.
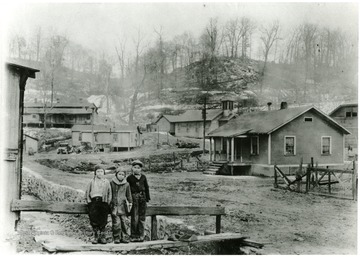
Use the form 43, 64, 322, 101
71, 125, 137, 133
166, 109, 223, 123
208, 106, 351, 137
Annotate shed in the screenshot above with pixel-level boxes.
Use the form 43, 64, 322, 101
24, 134, 40, 154
154, 115, 178, 135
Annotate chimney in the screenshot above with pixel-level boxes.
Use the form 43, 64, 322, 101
222, 100, 234, 117
267, 102, 272, 111
280, 101, 288, 110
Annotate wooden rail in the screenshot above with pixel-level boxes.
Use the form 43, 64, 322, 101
11, 200, 225, 241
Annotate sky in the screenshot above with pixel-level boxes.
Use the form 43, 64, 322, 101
1, 1, 359, 57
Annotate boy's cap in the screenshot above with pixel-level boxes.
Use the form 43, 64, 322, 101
131, 160, 143, 167
94, 164, 105, 172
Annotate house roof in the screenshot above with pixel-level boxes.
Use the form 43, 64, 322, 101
155, 114, 179, 124
72, 124, 137, 133
329, 103, 358, 116
208, 106, 351, 137
167, 109, 223, 123
6, 60, 40, 78
24, 108, 93, 114
25, 102, 97, 108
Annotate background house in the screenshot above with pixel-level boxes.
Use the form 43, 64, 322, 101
71, 124, 141, 152
329, 103, 358, 152
154, 115, 177, 135
23, 100, 98, 128
158, 99, 237, 138
207, 103, 350, 176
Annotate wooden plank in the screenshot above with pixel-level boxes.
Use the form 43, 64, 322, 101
42, 233, 247, 253
275, 166, 291, 185
318, 181, 339, 185
308, 168, 353, 174
11, 200, 226, 216
151, 215, 157, 240
328, 169, 331, 194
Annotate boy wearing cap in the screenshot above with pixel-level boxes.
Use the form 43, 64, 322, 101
110, 169, 133, 244
127, 160, 150, 242
85, 165, 112, 244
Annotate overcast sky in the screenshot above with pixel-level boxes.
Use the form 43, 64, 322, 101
2, 2, 359, 56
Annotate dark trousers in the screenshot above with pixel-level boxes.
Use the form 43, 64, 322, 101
130, 193, 147, 239
111, 214, 129, 240
88, 197, 109, 237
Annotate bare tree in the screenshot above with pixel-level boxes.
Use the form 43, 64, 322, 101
260, 20, 281, 75
239, 17, 256, 59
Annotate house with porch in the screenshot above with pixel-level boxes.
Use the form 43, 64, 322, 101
207, 104, 351, 176
23, 101, 98, 128
71, 124, 142, 152
329, 103, 358, 151
161, 99, 237, 138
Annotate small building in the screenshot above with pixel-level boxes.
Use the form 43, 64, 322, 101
161, 99, 237, 138
23, 134, 40, 154
207, 104, 350, 176
71, 125, 142, 152
329, 103, 358, 150
23, 101, 98, 128
154, 115, 177, 135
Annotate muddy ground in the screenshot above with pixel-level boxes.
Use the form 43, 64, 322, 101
19, 151, 358, 255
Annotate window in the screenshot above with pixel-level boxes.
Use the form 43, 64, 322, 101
346, 112, 352, 117
321, 136, 331, 155
113, 133, 118, 142
304, 117, 313, 122
79, 132, 82, 141
32, 114, 37, 118
251, 136, 259, 155
284, 136, 296, 155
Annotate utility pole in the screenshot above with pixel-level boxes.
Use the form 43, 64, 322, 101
202, 95, 207, 154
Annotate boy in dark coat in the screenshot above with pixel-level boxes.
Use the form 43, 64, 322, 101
110, 169, 133, 244
85, 165, 112, 244
127, 160, 150, 242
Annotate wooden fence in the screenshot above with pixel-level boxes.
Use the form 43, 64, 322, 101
274, 158, 357, 200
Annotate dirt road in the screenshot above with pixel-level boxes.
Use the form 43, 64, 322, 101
23, 158, 357, 255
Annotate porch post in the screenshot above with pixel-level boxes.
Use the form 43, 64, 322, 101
209, 137, 213, 162
231, 137, 235, 162
213, 138, 217, 161
226, 138, 230, 161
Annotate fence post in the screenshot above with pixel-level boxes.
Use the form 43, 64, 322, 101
216, 205, 221, 234
306, 165, 310, 193
327, 166, 331, 194
352, 160, 357, 201
151, 215, 158, 240
274, 165, 278, 188
310, 157, 314, 188
315, 162, 319, 185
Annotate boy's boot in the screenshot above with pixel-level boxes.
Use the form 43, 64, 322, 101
98, 229, 107, 244
91, 229, 99, 244
113, 235, 121, 244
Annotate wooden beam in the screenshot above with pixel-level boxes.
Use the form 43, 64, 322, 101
11, 200, 226, 216
231, 137, 234, 162
41, 233, 247, 253
209, 137, 213, 162
308, 167, 353, 174
275, 166, 291, 185
268, 134, 271, 165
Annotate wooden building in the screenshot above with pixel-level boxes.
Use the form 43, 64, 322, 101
3, 61, 39, 233
71, 125, 142, 151
158, 100, 237, 138
154, 115, 177, 135
329, 103, 358, 150
207, 104, 350, 176
23, 102, 98, 128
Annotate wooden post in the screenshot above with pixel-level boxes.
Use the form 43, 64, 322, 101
274, 165, 278, 188
216, 205, 221, 234
352, 161, 357, 201
327, 166, 331, 194
151, 215, 158, 240
315, 162, 319, 185
306, 164, 310, 193
180, 159, 183, 169
213, 138, 216, 162
209, 137, 213, 162
226, 138, 230, 162
128, 132, 131, 151
231, 137, 234, 162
